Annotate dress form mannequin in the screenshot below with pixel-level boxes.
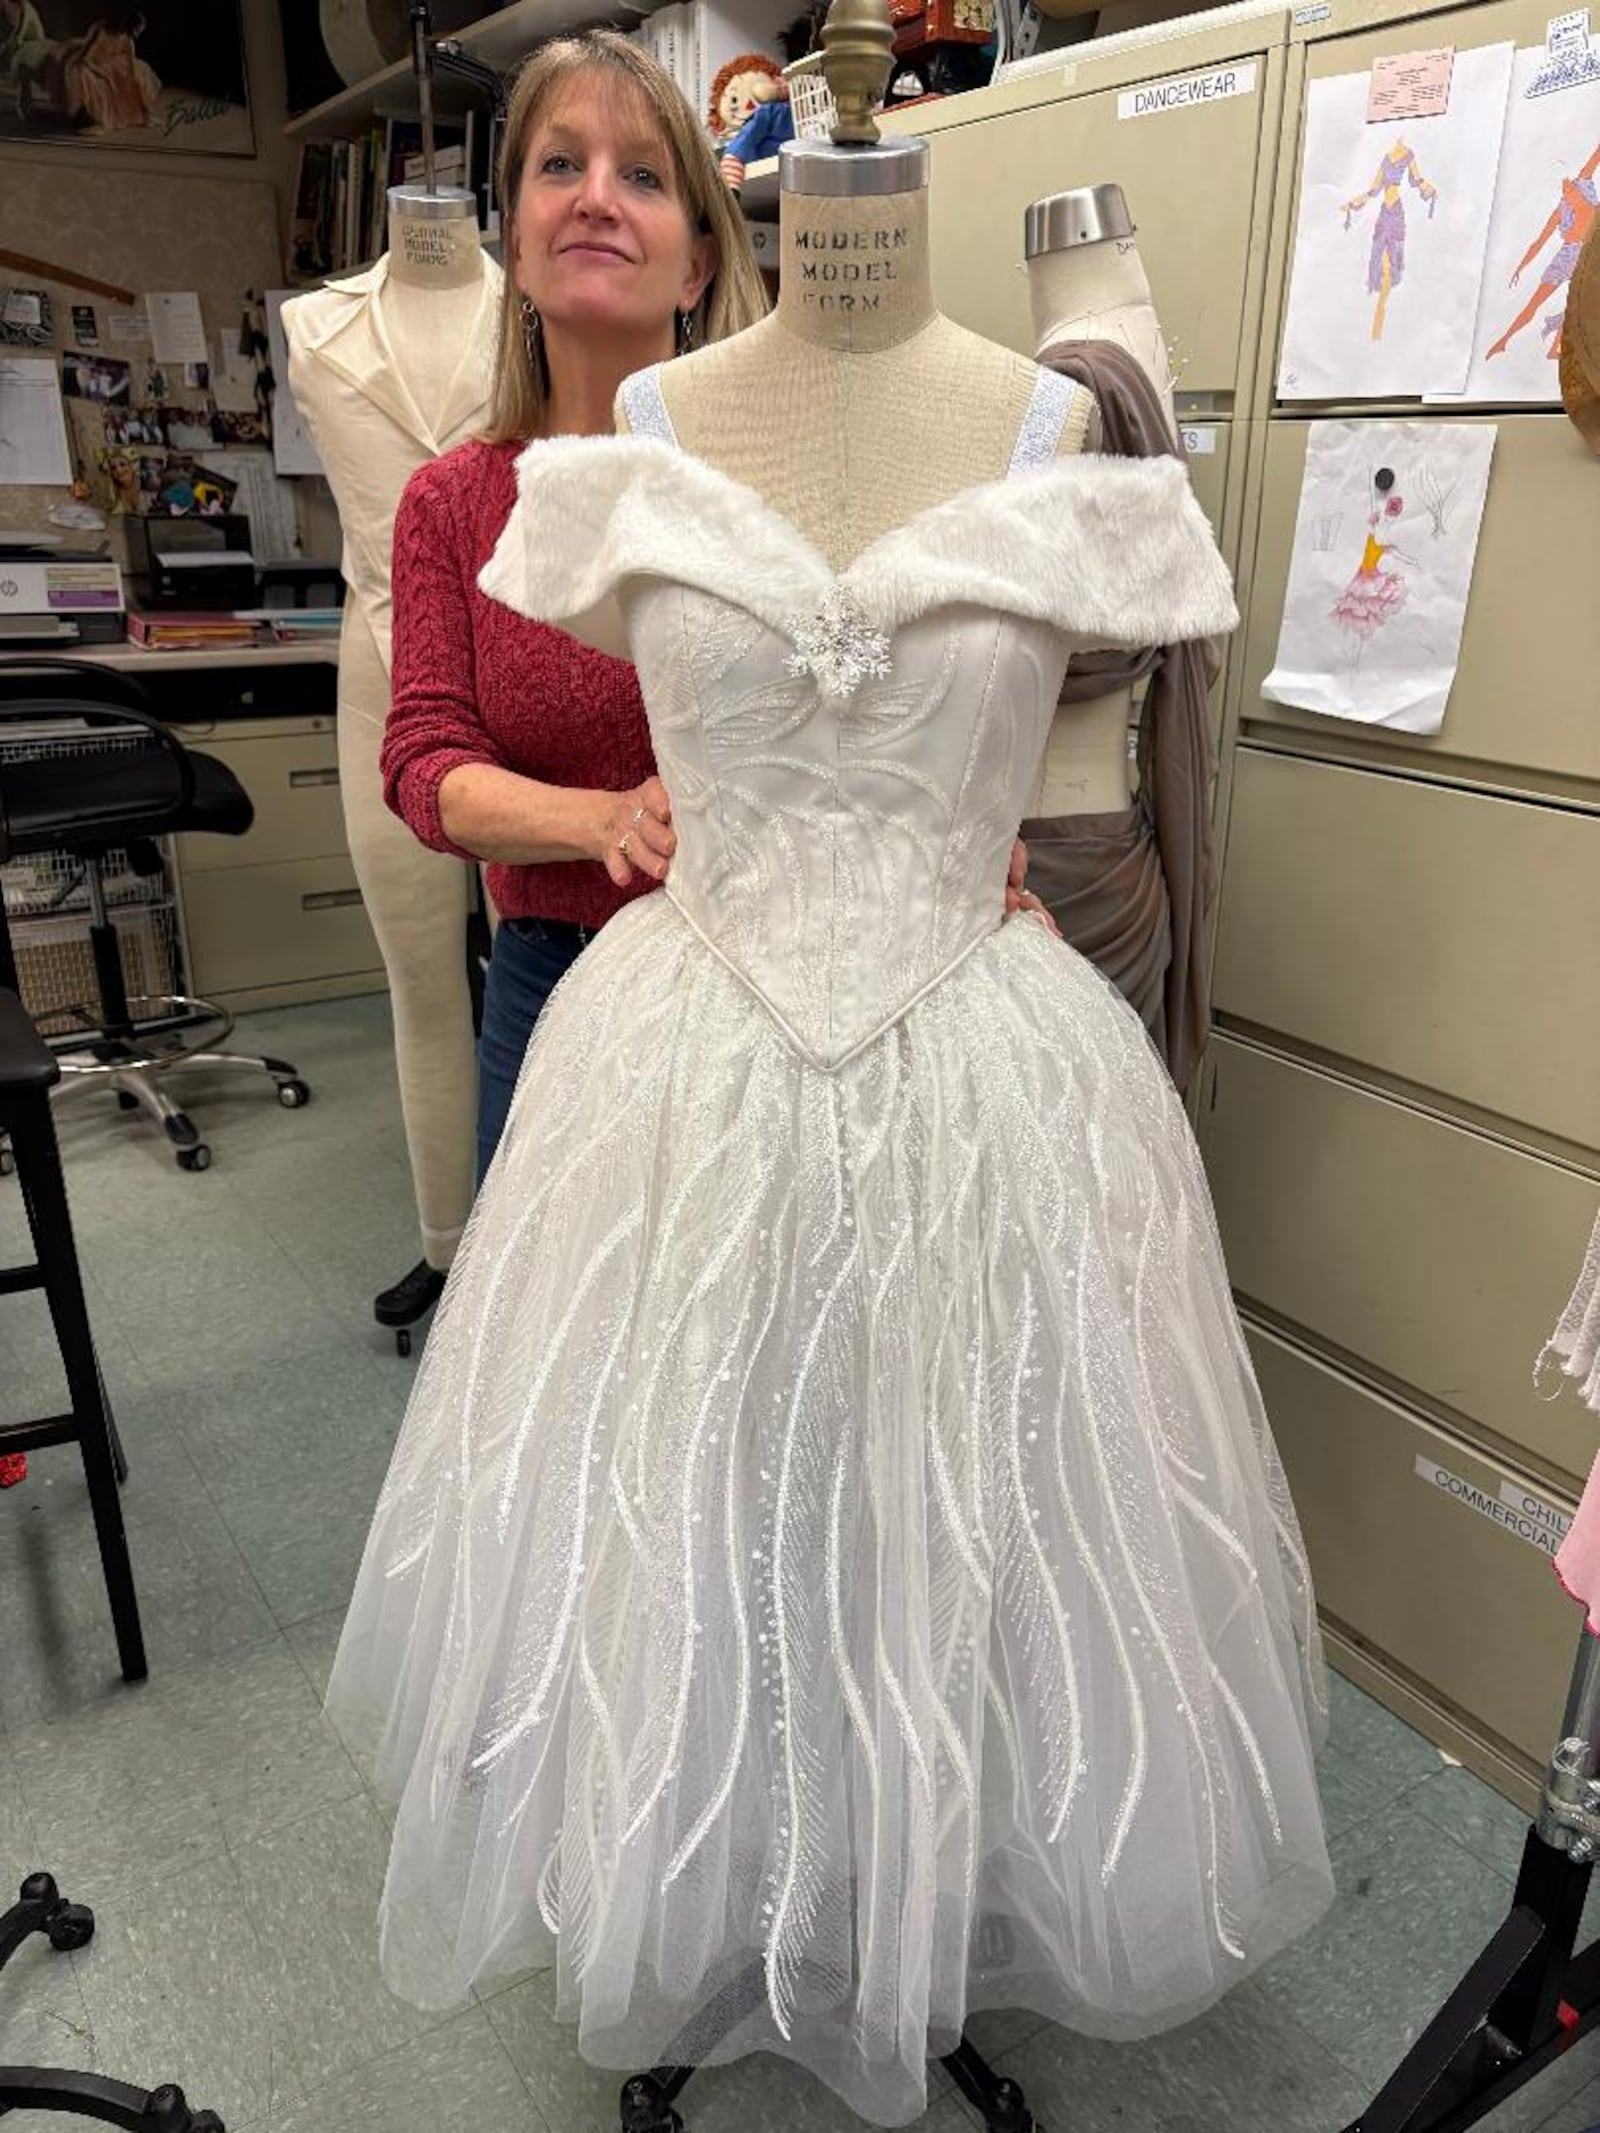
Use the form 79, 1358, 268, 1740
1022, 184, 1217, 1094
1024, 186, 1177, 818
284, 190, 501, 1301
628, 139, 1094, 557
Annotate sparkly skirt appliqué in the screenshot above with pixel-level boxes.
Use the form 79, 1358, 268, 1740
327, 896, 1333, 2127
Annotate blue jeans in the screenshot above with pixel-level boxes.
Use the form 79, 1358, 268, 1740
475, 917, 590, 1185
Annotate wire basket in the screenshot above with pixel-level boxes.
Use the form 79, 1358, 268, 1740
10, 904, 180, 1039
784, 57, 837, 140
0, 723, 182, 1029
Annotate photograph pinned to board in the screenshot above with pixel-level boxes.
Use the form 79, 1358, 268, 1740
61, 351, 131, 403
0, 287, 53, 347
1443, 38, 1600, 403
1262, 420, 1496, 734
0, 2, 253, 155
1278, 43, 1516, 400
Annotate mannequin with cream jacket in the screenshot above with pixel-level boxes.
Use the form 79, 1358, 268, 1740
283, 194, 501, 1312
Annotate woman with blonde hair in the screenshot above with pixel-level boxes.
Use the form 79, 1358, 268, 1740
380, 30, 769, 1178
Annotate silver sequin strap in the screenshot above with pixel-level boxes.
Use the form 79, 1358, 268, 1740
619, 363, 680, 448
1006, 366, 1081, 478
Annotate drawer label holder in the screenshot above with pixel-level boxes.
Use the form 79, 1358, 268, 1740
1415, 1454, 1572, 1559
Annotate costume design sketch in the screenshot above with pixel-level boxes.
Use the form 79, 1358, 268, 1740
1280, 46, 1515, 400
1452, 40, 1600, 401
1342, 137, 1438, 340
1265, 419, 1495, 733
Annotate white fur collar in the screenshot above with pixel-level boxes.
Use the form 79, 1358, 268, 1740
478, 433, 1238, 655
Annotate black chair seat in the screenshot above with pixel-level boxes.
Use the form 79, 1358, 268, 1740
1, 747, 252, 857
0, 985, 61, 1095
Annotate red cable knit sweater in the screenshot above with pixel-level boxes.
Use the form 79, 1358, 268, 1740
383, 436, 660, 928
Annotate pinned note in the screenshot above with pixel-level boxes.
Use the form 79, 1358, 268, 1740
1367, 47, 1455, 122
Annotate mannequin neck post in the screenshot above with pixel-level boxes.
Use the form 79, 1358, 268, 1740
386, 188, 483, 292
776, 182, 938, 351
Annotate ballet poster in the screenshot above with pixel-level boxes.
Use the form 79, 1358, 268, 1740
1447, 38, 1600, 403
1278, 46, 1515, 400
1262, 421, 1496, 734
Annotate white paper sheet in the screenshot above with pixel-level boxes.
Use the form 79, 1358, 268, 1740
1262, 421, 1496, 734
0, 356, 74, 486
265, 292, 325, 479
1279, 45, 1516, 399
1449, 40, 1600, 402
145, 292, 210, 366
203, 449, 301, 560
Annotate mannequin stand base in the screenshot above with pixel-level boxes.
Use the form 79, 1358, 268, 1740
1342, 1628, 1600, 2133
615, 1966, 1045, 2130
1, 1872, 225, 2127
373, 1258, 446, 1357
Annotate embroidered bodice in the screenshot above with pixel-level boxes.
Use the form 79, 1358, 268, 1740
480, 364, 1237, 1070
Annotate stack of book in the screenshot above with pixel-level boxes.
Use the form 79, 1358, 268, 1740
287, 115, 487, 280
127, 611, 259, 652
260, 609, 343, 645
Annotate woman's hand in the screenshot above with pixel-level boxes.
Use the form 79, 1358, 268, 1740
1004, 837, 1061, 937
597, 777, 675, 888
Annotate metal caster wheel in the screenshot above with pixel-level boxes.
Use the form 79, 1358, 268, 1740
176, 1144, 212, 1172
47, 1901, 95, 1952
619, 2074, 684, 2132
276, 1078, 311, 1109
396, 1328, 412, 1357
147, 2082, 226, 2130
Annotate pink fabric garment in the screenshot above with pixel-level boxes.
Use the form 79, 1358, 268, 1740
1545, 1208, 1600, 1625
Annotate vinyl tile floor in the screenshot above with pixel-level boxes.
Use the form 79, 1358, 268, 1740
0, 993, 1595, 2132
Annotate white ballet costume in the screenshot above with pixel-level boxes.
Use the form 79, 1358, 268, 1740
326, 364, 1333, 2127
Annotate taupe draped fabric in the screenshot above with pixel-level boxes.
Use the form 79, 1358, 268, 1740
1022, 339, 1221, 1095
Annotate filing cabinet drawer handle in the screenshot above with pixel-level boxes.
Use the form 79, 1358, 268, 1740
301, 888, 364, 912
289, 768, 340, 789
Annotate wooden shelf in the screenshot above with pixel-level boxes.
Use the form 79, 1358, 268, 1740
285, 0, 660, 140
738, 155, 781, 214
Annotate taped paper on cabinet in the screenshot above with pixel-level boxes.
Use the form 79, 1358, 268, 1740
1262, 420, 1495, 734
1278, 44, 1515, 399
1444, 39, 1600, 403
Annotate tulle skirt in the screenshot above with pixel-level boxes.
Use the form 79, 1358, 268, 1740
327, 894, 1333, 2126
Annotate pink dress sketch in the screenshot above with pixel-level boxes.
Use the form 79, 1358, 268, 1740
1341, 138, 1439, 340
1487, 144, 1600, 362
1331, 467, 1411, 662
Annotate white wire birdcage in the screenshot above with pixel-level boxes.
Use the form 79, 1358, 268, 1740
783, 55, 837, 140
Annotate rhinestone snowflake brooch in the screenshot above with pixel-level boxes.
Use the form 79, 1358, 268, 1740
783, 588, 893, 700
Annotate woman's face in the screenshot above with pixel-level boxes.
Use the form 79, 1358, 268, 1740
512, 73, 712, 344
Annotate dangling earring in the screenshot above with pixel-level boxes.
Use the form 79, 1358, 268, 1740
676, 306, 697, 355
520, 293, 545, 376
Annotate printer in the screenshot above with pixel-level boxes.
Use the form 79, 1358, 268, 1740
0, 539, 126, 647
126, 514, 258, 611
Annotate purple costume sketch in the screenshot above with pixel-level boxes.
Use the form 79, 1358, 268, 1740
1343, 141, 1438, 338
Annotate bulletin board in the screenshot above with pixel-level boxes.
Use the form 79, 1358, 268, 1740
0, 160, 316, 558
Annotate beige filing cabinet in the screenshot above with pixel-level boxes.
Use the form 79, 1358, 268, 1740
1197, 0, 1600, 1800
171, 711, 386, 1014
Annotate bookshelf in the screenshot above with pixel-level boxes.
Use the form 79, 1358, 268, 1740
285, 0, 661, 140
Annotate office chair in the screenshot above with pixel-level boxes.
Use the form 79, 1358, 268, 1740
0, 657, 310, 1173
